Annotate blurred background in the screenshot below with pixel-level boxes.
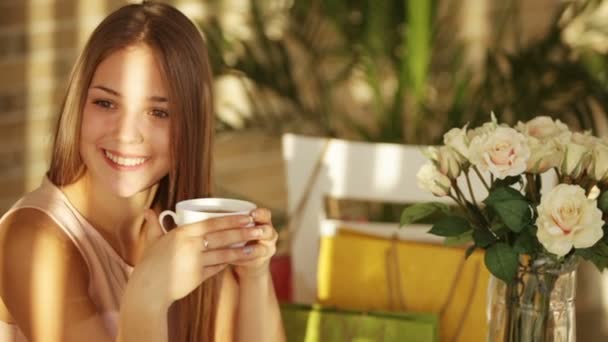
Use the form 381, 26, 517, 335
2, 0, 608, 340
5, 0, 608, 223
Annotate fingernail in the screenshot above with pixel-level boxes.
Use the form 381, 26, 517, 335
240, 216, 252, 225
243, 246, 254, 255
251, 228, 262, 237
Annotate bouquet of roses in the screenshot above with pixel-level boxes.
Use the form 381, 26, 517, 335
401, 113, 608, 284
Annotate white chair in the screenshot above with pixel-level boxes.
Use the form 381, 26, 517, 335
282, 134, 447, 303
282, 133, 556, 304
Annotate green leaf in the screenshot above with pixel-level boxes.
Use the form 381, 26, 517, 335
513, 232, 537, 254
484, 187, 531, 233
484, 186, 527, 204
428, 216, 471, 237
473, 229, 496, 248
485, 243, 519, 283
598, 191, 608, 213
400, 202, 450, 226
491, 176, 522, 190
444, 230, 474, 246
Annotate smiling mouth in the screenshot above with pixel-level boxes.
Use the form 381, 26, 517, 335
102, 149, 149, 168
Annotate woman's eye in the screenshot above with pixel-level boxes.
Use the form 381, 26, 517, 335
92, 99, 114, 109
150, 109, 169, 118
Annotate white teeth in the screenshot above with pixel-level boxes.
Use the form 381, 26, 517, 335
104, 150, 146, 167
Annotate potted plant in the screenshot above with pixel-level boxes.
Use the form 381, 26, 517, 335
402, 113, 608, 341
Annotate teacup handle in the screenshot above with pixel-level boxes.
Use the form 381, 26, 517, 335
158, 210, 177, 233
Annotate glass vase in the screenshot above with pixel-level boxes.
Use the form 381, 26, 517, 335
487, 256, 578, 342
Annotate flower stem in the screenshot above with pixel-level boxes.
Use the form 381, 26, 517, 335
586, 180, 598, 197
473, 166, 491, 191
453, 182, 469, 204
487, 224, 500, 240
525, 173, 539, 204
553, 167, 562, 183
536, 272, 558, 341
448, 193, 468, 213
448, 192, 481, 228
465, 171, 478, 206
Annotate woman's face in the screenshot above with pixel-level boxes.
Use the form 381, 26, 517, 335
80, 44, 172, 198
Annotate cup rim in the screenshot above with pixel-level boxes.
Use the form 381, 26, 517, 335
175, 197, 256, 213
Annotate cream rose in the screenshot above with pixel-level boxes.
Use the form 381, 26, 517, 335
444, 126, 470, 160
516, 116, 571, 143
427, 146, 462, 179
516, 116, 570, 173
536, 184, 604, 257
417, 163, 452, 197
526, 136, 564, 174
467, 122, 497, 142
588, 142, 608, 182
572, 131, 598, 148
561, 141, 592, 179
467, 112, 499, 142
468, 126, 531, 179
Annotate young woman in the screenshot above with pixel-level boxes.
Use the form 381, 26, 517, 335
0, 2, 285, 341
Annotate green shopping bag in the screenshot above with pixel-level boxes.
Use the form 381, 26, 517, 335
281, 303, 439, 342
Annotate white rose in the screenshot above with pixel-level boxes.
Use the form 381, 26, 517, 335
467, 122, 497, 142
417, 163, 452, 197
444, 126, 470, 160
469, 126, 531, 179
427, 146, 462, 179
467, 112, 500, 142
588, 142, 608, 182
517, 116, 570, 174
526, 136, 564, 174
536, 184, 604, 257
560, 132, 595, 179
516, 116, 571, 142
572, 131, 598, 148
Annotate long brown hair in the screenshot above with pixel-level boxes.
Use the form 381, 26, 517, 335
47, 2, 217, 341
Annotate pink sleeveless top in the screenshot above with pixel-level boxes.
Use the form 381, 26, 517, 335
0, 177, 134, 341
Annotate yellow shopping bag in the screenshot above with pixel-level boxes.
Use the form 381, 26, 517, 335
317, 229, 490, 342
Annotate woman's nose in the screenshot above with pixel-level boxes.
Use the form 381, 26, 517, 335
113, 111, 144, 144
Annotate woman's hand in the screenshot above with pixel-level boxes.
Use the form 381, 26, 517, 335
230, 208, 279, 279
124, 209, 265, 311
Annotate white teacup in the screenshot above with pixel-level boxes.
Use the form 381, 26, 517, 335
159, 198, 257, 248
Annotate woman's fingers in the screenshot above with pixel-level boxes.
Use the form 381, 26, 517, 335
180, 214, 253, 237
202, 244, 268, 266
202, 225, 275, 250
251, 208, 272, 224
230, 243, 276, 266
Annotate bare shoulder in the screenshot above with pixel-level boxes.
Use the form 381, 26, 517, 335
0, 207, 87, 277
1, 207, 75, 246
0, 208, 95, 340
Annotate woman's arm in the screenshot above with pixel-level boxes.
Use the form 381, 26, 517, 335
229, 208, 286, 342
234, 269, 284, 342
0, 209, 169, 342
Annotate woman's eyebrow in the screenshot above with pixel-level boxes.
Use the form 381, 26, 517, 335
90, 85, 168, 102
